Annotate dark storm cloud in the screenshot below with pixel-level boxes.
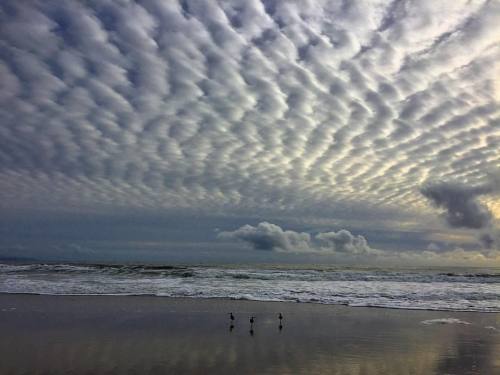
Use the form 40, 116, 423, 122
420, 182, 492, 229
421, 175, 500, 251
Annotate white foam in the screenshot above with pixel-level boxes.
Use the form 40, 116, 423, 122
1, 263, 499, 312
421, 318, 471, 325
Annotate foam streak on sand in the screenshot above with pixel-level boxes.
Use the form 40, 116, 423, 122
421, 318, 471, 325
1, 263, 499, 312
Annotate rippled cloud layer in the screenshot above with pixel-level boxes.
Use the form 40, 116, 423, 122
0, 0, 499, 260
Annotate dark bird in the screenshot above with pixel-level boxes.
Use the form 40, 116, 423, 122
229, 312, 235, 321
278, 313, 283, 321
250, 316, 255, 324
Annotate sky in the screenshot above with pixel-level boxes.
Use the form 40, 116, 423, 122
0, 0, 499, 265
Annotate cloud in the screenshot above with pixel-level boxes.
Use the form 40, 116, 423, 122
219, 221, 500, 265
478, 231, 500, 250
427, 242, 441, 251
316, 230, 372, 254
478, 233, 494, 249
420, 175, 500, 250
420, 181, 493, 229
217, 222, 312, 252
218, 222, 375, 254
0, 1, 499, 260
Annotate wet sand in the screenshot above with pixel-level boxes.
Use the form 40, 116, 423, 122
1, 294, 499, 374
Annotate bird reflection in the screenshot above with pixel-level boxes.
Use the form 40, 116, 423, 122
279, 324, 283, 332
249, 316, 255, 336
229, 324, 234, 332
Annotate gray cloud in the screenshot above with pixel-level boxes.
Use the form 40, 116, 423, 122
420, 181, 493, 229
479, 233, 495, 249
478, 231, 500, 250
218, 222, 374, 254
218, 222, 312, 252
421, 175, 500, 250
316, 230, 372, 254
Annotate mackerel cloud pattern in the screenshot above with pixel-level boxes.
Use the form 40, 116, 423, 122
0, 1, 499, 254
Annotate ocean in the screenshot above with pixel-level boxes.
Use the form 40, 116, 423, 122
1, 263, 499, 312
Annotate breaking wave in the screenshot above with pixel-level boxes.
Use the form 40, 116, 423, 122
1, 263, 499, 312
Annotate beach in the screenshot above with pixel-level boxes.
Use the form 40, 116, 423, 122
1, 294, 499, 374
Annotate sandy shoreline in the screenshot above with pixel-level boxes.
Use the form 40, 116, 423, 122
9, 290, 500, 311
1, 294, 499, 374
3, 292, 500, 313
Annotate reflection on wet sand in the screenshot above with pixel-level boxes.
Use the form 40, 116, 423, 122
0, 295, 499, 374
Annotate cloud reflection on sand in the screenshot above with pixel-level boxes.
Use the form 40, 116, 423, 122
0, 295, 499, 374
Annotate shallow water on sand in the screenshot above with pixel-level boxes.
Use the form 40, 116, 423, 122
1, 295, 499, 374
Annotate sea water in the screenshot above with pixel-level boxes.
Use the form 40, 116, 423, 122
1, 263, 499, 312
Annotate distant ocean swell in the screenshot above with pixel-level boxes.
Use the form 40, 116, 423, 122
1, 263, 499, 312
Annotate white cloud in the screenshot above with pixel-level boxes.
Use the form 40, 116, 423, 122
316, 229, 373, 254
218, 222, 312, 252
219, 222, 378, 255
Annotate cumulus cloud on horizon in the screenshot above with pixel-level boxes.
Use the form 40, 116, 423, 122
218, 221, 500, 265
218, 221, 380, 254
217, 222, 313, 252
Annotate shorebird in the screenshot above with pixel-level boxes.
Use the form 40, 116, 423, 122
278, 313, 283, 321
228, 312, 235, 321
250, 316, 255, 324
